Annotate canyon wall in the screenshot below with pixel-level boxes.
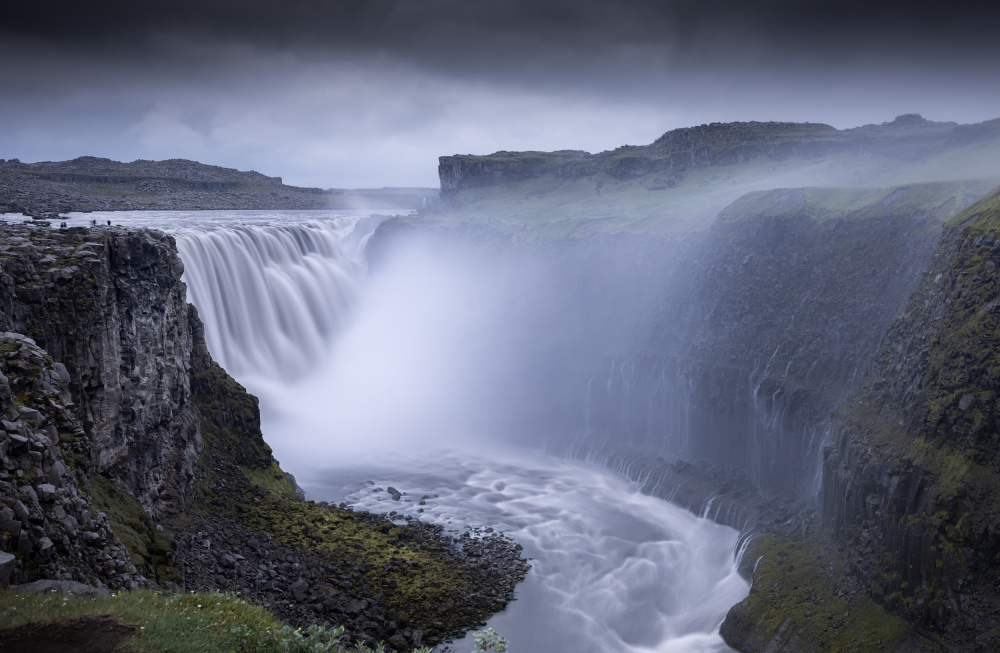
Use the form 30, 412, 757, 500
0, 225, 201, 517
0, 223, 202, 589
583, 184, 981, 496
374, 181, 987, 501
821, 188, 1000, 648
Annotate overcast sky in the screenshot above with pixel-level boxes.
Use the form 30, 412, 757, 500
2, 1, 999, 188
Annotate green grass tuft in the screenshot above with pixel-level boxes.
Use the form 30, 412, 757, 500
0, 589, 429, 652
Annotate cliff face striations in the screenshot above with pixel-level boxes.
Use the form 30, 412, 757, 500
822, 189, 1000, 649
0, 330, 140, 590
0, 225, 201, 518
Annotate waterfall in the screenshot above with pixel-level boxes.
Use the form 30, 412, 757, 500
60, 209, 749, 652
61, 209, 376, 381
571, 351, 825, 499
175, 217, 366, 380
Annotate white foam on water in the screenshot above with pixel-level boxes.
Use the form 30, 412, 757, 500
308, 449, 748, 653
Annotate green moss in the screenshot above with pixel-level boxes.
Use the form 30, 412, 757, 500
826, 184, 1000, 641
89, 475, 180, 584
190, 361, 274, 471
240, 462, 298, 500
186, 358, 521, 635
729, 534, 915, 651
0, 589, 431, 653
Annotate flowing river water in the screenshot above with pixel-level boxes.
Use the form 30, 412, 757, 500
63, 210, 750, 652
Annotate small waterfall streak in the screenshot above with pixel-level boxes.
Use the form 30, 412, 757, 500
175, 218, 364, 380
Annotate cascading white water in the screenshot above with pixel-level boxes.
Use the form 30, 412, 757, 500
62, 210, 750, 652
176, 222, 364, 379
64, 210, 372, 381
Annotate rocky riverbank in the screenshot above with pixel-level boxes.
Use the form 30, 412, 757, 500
172, 513, 527, 650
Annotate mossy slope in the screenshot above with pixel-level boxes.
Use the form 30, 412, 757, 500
821, 185, 1000, 650
89, 475, 179, 585
721, 534, 920, 652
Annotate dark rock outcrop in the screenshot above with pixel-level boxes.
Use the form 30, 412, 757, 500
0, 224, 201, 517
0, 331, 139, 590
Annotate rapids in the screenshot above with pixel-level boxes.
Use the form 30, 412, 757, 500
313, 451, 748, 653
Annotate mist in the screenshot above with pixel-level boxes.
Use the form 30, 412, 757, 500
254, 238, 518, 468
154, 206, 667, 477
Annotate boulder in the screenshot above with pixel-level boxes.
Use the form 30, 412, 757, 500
16, 407, 41, 424
37, 483, 57, 502
289, 578, 309, 602
13, 579, 109, 597
0, 551, 14, 589
8, 433, 28, 453
49, 266, 78, 282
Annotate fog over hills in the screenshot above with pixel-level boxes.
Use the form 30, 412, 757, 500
2, 1, 999, 187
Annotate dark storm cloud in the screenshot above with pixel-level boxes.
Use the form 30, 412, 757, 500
6, 1, 999, 69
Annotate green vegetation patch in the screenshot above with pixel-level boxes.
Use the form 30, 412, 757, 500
0, 589, 422, 653
718, 179, 995, 227
187, 358, 521, 636
723, 534, 916, 652
191, 360, 280, 474
89, 475, 180, 584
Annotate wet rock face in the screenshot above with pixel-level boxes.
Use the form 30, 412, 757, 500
0, 224, 201, 517
823, 194, 1000, 649
0, 331, 139, 590
580, 203, 949, 497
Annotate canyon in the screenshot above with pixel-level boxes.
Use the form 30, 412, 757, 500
2, 113, 1000, 650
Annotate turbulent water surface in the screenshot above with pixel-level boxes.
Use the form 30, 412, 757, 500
312, 450, 748, 653
61, 210, 750, 651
